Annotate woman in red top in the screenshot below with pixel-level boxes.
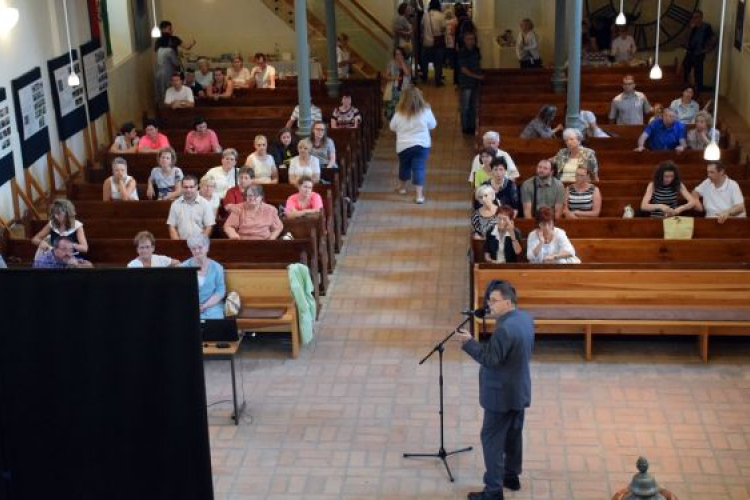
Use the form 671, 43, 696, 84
185, 116, 222, 154
285, 176, 323, 219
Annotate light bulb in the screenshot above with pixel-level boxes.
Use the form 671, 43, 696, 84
703, 141, 721, 161
649, 64, 662, 80
615, 12, 626, 25
151, 25, 161, 38
0, 6, 19, 33
68, 71, 80, 87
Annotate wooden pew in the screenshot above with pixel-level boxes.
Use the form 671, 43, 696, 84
472, 266, 750, 362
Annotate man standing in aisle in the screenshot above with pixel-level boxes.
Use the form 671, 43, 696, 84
682, 10, 715, 93
456, 280, 534, 500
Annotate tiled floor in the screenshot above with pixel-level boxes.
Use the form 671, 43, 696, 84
204, 85, 750, 500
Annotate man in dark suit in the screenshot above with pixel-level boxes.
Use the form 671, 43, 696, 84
456, 280, 534, 500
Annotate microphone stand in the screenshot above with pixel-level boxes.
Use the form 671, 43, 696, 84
403, 315, 473, 482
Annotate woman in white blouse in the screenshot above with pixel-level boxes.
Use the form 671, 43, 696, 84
669, 86, 700, 124
526, 206, 578, 264
244, 135, 279, 184
227, 54, 251, 88
289, 138, 321, 184
127, 231, 179, 268
103, 157, 139, 201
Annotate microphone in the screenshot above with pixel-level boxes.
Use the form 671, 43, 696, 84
461, 308, 487, 318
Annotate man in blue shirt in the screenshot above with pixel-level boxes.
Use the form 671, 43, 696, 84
33, 237, 92, 268
635, 107, 687, 152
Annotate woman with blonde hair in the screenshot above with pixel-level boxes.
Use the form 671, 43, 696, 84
388, 85, 436, 204
244, 135, 278, 184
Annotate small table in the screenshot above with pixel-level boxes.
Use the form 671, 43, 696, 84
202, 339, 245, 425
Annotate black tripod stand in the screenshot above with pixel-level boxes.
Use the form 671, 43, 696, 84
403, 316, 473, 482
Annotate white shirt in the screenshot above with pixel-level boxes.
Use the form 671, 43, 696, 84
128, 254, 174, 268
580, 110, 610, 138
252, 65, 276, 89
516, 31, 540, 61
164, 85, 194, 106
203, 166, 237, 198
389, 108, 437, 153
694, 177, 746, 218
290, 105, 323, 125
468, 150, 519, 182
337, 47, 351, 78
611, 35, 636, 62
421, 10, 446, 47
289, 155, 321, 181
526, 227, 577, 263
227, 67, 252, 87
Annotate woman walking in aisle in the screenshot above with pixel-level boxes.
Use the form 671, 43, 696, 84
389, 85, 437, 204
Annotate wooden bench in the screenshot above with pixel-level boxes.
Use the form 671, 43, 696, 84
472, 266, 750, 362
225, 269, 302, 358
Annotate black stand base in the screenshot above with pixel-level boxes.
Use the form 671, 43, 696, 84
403, 445, 473, 482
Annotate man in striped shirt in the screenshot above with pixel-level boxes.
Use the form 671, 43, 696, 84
608, 75, 652, 125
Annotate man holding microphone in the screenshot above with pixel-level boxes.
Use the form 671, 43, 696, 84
456, 280, 534, 500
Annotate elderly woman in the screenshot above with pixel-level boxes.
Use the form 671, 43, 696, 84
137, 118, 170, 152
285, 176, 324, 219
270, 127, 297, 167
484, 205, 523, 263
670, 86, 700, 124
563, 166, 602, 219
527, 206, 577, 264
244, 135, 278, 184
551, 128, 599, 183
203, 148, 239, 198
199, 177, 221, 216
195, 58, 214, 87
110, 122, 139, 153
147, 147, 184, 200
222, 166, 255, 211
310, 122, 337, 169
331, 89, 362, 129
226, 54, 251, 88
181, 234, 226, 319
127, 231, 179, 268
224, 185, 284, 240
640, 161, 696, 218
289, 138, 321, 184
103, 157, 139, 201
520, 105, 563, 139
468, 130, 519, 183
472, 147, 496, 188
207, 68, 233, 99
32, 199, 89, 256
477, 157, 520, 215
185, 116, 222, 154
472, 184, 500, 240
687, 111, 720, 150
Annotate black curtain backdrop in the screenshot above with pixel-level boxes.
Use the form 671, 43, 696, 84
0, 268, 213, 500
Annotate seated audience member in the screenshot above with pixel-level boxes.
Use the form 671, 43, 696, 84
227, 54, 251, 88
472, 184, 500, 239
484, 205, 523, 263
181, 234, 226, 320
310, 122, 337, 168
563, 166, 602, 218
167, 176, 216, 240
103, 157, 139, 201
32, 199, 89, 256
636, 107, 687, 152
640, 161, 696, 217
110, 122, 139, 153
472, 147, 496, 188
289, 138, 321, 184
207, 68, 234, 99
127, 231, 179, 268
199, 177, 221, 216
223, 185, 284, 240
184, 68, 204, 97
286, 102, 323, 129
137, 118, 170, 152
285, 176, 323, 219
249, 53, 276, 89
331, 89, 362, 129
185, 116, 222, 154
244, 135, 279, 184
468, 131, 519, 183
670, 85, 700, 124
195, 58, 214, 87
222, 166, 255, 212
610, 26, 636, 62
521, 159, 565, 220
692, 161, 747, 222
520, 105, 563, 139
579, 110, 610, 138
527, 206, 577, 263
34, 237, 93, 269
270, 127, 297, 167
337, 33, 353, 79
478, 158, 520, 215
686, 111, 720, 150
147, 147, 184, 200
609, 75, 652, 125
551, 128, 599, 183
203, 148, 239, 198
164, 72, 194, 108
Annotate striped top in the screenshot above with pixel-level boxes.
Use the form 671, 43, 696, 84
567, 185, 595, 212
649, 184, 679, 218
